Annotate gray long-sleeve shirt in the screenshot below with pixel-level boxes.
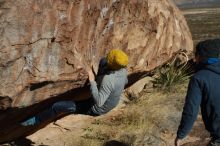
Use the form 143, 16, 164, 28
90, 68, 128, 115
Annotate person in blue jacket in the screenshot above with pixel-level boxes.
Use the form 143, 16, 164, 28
175, 39, 220, 146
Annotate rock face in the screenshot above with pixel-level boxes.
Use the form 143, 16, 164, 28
0, 0, 192, 143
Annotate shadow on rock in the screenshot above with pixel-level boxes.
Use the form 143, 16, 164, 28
8, 137, 35, 146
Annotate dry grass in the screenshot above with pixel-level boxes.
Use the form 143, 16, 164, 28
152, 60, 193, 91
66, 80, 188, 146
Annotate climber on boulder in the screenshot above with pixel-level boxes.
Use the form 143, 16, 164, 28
21, 49, 128, 126
175, 39, 220, 146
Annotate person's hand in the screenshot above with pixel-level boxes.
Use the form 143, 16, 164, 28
175, 137, 181, 146
86, 66, 95, 81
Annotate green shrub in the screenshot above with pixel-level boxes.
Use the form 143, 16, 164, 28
153, 61, 194, 90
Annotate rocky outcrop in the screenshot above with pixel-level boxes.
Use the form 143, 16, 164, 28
0, 0, 193, 143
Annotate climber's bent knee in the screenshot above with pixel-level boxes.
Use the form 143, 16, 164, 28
52, 100, 76, 114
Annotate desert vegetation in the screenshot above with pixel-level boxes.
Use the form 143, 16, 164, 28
65, 70, 190, 146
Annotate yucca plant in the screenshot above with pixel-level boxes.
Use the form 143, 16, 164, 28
153, 59, 194, 90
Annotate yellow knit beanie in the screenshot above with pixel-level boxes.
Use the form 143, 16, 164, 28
106, 49, 129, 70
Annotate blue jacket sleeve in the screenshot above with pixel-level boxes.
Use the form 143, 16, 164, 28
177, 76, 203, 139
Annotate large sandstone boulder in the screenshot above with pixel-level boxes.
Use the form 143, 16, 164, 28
0, 0, 193, 143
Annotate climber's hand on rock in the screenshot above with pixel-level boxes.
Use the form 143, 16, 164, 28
86, 66, 95, 82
